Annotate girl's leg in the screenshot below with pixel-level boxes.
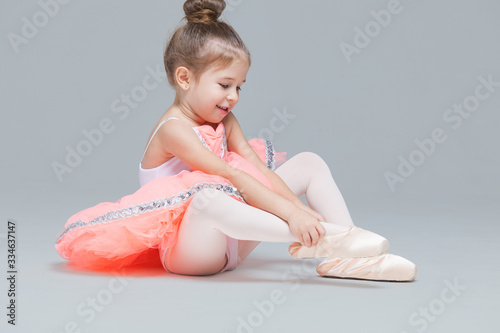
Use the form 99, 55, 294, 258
237, 151, 356, 262
165, 187, 346, 276
165, 151, 369, 276
163, 200, 229, 276
274, 152, 354, 229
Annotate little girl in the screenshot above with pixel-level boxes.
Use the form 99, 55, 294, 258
55, 0, 417, 281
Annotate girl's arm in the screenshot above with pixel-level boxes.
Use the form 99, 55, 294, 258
159, 118, 296, 221
222, 113, 326, 222
158, 118, 325, 246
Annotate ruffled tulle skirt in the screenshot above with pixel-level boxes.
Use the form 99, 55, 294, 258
55, 138, 287, 270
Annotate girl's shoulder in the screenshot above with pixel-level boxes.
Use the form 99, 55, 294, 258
221, 112, 239, 137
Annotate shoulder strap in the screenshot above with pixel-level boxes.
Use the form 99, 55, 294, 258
140, 117, 179, 162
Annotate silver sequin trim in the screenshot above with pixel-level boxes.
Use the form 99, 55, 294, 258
192, 127, 211, 151
55, 182, 244, 244
221, 125, 228, 158
265, 140, 276, 171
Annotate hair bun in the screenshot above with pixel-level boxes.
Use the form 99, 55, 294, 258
183, 0, 226, 24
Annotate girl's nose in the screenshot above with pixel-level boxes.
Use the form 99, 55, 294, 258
227, 89, 239, 102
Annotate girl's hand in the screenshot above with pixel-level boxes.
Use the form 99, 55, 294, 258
294, 201, 326, 223
287, 207, 326, 248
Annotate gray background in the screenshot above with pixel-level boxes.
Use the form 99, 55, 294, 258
1, 0, 499, 332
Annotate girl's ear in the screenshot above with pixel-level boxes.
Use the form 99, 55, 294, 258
175, 66, 191, 91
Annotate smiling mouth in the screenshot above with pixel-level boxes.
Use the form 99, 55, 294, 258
217, 105, 229, 111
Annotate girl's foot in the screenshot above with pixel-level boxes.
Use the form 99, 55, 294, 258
316, 253, 417, 282
288, 226, 389, 259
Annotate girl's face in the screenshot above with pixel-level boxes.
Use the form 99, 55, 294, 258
185, 57, 249, 124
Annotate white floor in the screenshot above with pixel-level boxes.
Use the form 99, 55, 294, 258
1, 193, 498, 333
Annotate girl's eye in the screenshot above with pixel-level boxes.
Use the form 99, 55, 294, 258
219, 84, 242, 92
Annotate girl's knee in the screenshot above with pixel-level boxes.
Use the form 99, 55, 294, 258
296, 151, 328, 169
189, 187, 222, 213
187, 187, 231, 221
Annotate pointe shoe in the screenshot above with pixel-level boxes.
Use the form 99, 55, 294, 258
316, 254, 418, 282
288, 225, 389, 259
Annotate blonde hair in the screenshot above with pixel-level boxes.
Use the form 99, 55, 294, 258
164, 0, 251, 88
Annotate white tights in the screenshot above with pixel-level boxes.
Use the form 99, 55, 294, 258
166, 152, 356, 274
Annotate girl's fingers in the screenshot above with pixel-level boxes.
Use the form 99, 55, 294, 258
304, 232, 312, 247
303, 235, 310, 247
311, 228, 319, 245
316, 223, 326, 238
298, 234, 306, 247
308, 229, 318, 247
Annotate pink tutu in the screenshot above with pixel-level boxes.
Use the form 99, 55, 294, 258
55, 122, 287, 271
